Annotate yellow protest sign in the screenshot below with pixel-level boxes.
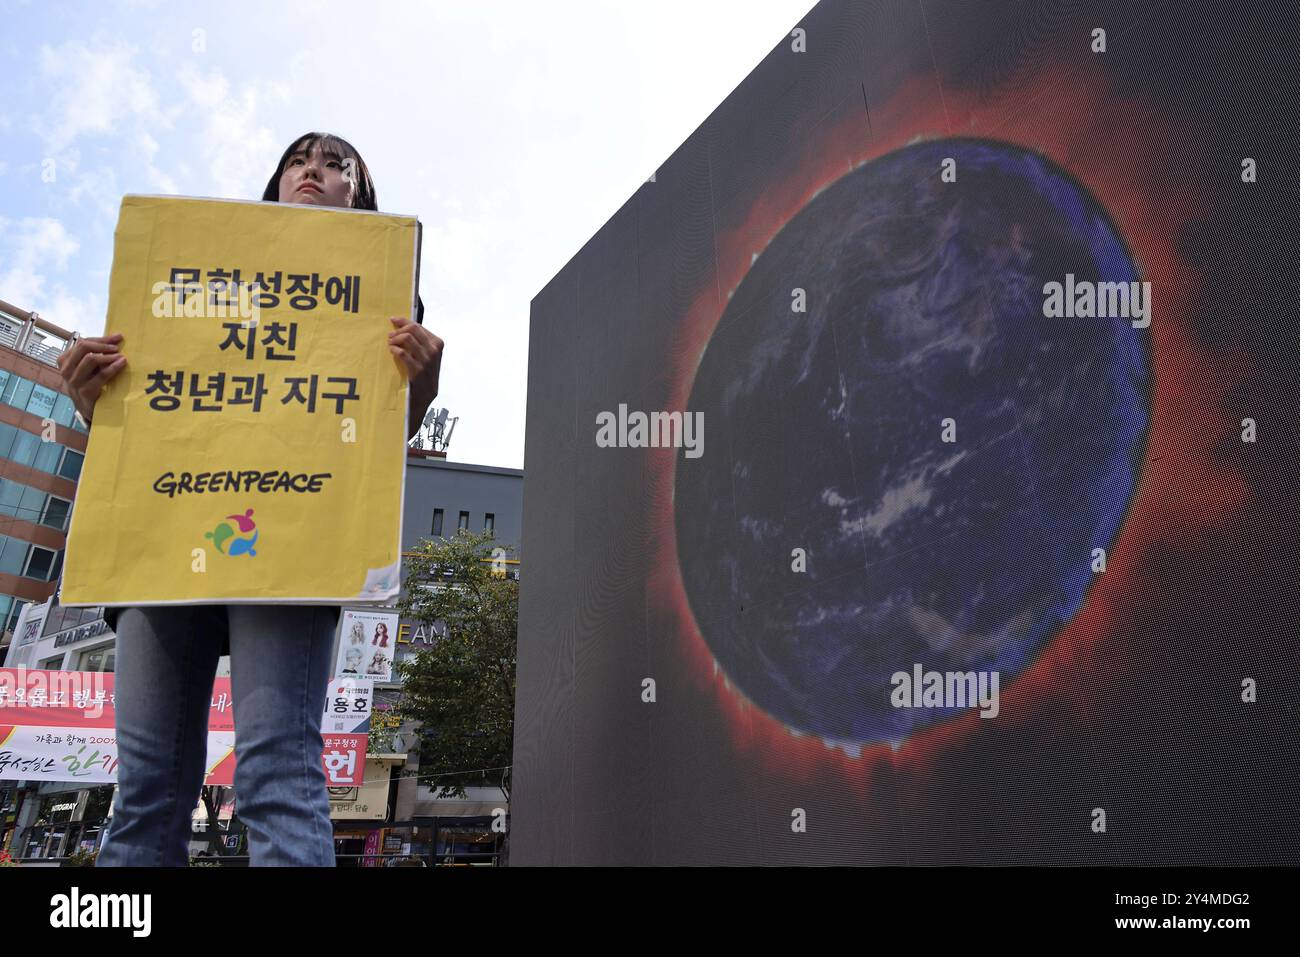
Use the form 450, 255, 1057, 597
60, 195, 421, 606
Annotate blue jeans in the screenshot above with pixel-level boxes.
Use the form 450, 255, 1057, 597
96, 604, 337, 867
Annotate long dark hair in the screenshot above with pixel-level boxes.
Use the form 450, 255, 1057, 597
261, 132, 377, 211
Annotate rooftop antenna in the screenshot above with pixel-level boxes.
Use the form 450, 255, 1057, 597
409, 406, 458, 453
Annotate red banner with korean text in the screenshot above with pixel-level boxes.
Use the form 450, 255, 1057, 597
0, 669, 369, 787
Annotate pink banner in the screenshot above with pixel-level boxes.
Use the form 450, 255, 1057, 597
0, 669, 369, 785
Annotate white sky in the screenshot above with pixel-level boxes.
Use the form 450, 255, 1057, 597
0, 0, 814, 469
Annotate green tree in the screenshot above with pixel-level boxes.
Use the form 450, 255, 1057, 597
393, 528, 517, 802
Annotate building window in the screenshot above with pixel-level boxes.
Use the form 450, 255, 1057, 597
41, 496, 71, 531
431, 508, 444, 537
19, 485, 46, 523
78, 644, 115, 673
0, 537, 27, 576
2, 374, 34, 410
0, 480, 23, 518
0, 482, 76, 529
484, 512, 495, 532
58, 448, 84, 481
4, 598, 28, 633
458, 510, 469, 531
9, 430, 39, 467
39, 655, 64, 670
33, 440, 62, 473
0, 422, 16, 459
51, 393, 77, 429
25, 384, 59, 420
40, 603, 69, 636
38, 603, 102, 638
24, 546, 58, 581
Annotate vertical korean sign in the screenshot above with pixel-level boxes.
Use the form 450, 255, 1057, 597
60, 195, 421, 605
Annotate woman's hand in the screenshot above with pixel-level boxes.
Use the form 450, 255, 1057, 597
56, 332, 127, 426
388, 316, 443, 438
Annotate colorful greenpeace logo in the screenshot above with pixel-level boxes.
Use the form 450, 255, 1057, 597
204, 508, 259, 557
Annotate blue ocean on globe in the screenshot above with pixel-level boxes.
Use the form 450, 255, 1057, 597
673, 138, 1150, 747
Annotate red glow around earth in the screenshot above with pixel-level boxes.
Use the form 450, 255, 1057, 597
643, 56, 1252, 800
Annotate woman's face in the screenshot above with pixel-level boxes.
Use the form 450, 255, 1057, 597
277, 143, 354, 208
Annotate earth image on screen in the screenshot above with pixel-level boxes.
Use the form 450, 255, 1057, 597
673, 138, 1151, 749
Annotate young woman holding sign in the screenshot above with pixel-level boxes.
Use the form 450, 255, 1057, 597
57, 132, 443, 867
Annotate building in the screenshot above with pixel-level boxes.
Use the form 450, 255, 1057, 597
0, 300, 104, 859
0, 301, 87, 652
331, 451, 523, 866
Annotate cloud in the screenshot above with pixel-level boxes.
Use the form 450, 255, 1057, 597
0, 216, 78, 273
62, 164, 124, 222
32, 40, 163, 154
30, 40, 182, 208
25, 285, 106, 338
0, 217, 103, 334
175, 51, 311, 200
135, 131, 178, 194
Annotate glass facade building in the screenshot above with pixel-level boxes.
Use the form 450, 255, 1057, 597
0, 304, 87, 644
